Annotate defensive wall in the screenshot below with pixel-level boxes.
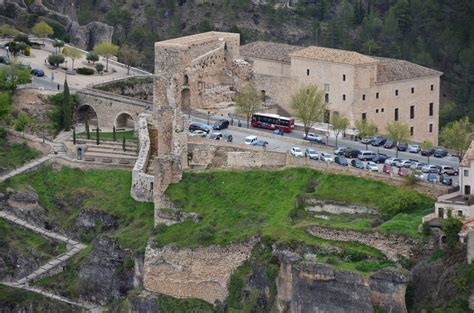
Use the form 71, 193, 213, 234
131, 113, 154, 202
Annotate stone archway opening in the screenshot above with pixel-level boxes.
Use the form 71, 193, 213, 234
115, 112, 134, 130
76, 105, 98, 127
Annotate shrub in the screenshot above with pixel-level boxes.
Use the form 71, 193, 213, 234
443, 216, 462, 249
24, 46, 31, 56
15, 112, 31, 131
0, 128, 6, 139
95, 63, 104, 73
48, 53, 65, 68
76, 67, 94, 75
14, 34, 31, 45
86, 51, 99, 64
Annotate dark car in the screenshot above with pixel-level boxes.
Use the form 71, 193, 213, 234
351, 159, 364, 169
253, 140, 268, 147
427, 173, 439, 183
434, 148, 448, 158
397, 143, 408, 151
335, 156, 348, 166
213, 119, 230, 130
441, 174, 453, 186
384, 140, 396, 149
223, 134, 233, 142
371, 137, 387, 147
189, 122, 212, 133
373, 154, 388, 164
421, 147, 435, 156
0, 56, 8, 64
30, 69, 45, 77
209, 133, 223, 140
344, 148, 361, 158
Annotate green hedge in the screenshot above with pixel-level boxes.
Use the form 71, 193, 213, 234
76, 67, 94, 75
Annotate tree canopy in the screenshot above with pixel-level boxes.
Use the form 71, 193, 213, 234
94, 42, 119, 72
385, 121, 410, 157
31, 21, 53, 43
355, 119, 377, 150
291, 85, 326, 136
62, 46, 82, 70
235, 85, 261, 128
331, 114, 350, 148
118, 45, 142, 75
440, 117, 474, 160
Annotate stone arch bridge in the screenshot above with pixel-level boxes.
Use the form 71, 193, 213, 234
75, 88, 152, 130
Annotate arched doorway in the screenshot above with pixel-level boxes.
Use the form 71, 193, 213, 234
76, 105, 98, 127
115, 112, 134, 130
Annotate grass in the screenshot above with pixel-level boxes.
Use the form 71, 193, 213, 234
0, 166, 154, 253
77, 130, 137, 141
0, 138, 41, 171
0, 285, 75, 312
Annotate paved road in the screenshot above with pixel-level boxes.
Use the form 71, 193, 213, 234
193, 113, 460, 169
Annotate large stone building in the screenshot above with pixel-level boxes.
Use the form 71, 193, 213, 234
241, 41, 443, 144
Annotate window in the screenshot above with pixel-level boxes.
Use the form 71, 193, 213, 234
381, 108, 384, 112
395, 89, 399, 96
410, 126, 414, 136
429, 123, 433, 133
325, 93, 329, 103
411, 87, 415, 94
362, 94, 366, 100
362, 113, 367, 120
376, 109, 379, 113
410, 105, 415, 119
324, 83, 330, 91
376, 92, 379, 99
429, 102, 433, 116
342, 94, 346, 101
464, 170, 469, 177
343, 74, 346, 81
306, 69, 310, 76
394, 108, 399, 121
431, 84, 434, 91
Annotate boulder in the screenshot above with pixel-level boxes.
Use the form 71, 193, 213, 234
69, 21, 114, 51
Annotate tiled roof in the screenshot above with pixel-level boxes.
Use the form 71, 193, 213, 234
461, 141, 474, 167
240, 41, 302, 63
289, 46, 377, 64
376, 58, 442, 83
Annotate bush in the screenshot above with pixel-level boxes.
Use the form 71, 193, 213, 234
86, 51, 99, 64
95, 63, 104, 73
443, 216, 462, 248
48, 53, 65, 68
15, 112, 31, 132
24, 46, 31, 56
76, 67, 94, 75
0, 128, 6, 139
14, 34, 31, 45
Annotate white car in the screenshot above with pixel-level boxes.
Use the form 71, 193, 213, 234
290, 147, 304, 157
319, 152, 334, 162
303, 132, 323, 143
398, 160, 413, 168
305, 148, 318, 160
189, 130, 207, 137
422, 164, 439, 173
244, 135, 258, 145
366, 161, 379, 172
334, 147, 348, 155
409, 144, 421, 153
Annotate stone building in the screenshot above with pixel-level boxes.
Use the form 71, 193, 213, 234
241, 41, 442, 144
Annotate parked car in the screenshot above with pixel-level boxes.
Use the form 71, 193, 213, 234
384, 140, 396, 149
209, 132, 223, 140
303, 132, 324, 143
252, 140, 268, 147
223, 134, 233, 142
397, 143, 408, 151
358, 150, 377, 161
30, 68, 45, 77
334, 156, 348, 166
398, 167, 409, 177
373, 154, 388, 164
412, 162, 427, 171
213, 119, 229, 130
273, 129, 284, 136
351, 159, 365, 169
409, 144, 421, 153
366, 161, 379, 171
319, 152, 334, 162
434, 148, 448, 158
290, 147, 304, 157
398, 160, 413, 168
189, 130, 207, 137
441, 174, 453, 186
0, 56, 8, 64
439, 165, 458, 176
189, 122, 212, 133
391, 159, 404, 167
427, 173, 439, 183
421, 147, 435, 156
371, 137, 387, 147
383, 163, 393, 174
334, 146, 348, 155
344, 148, 361, 158
243, 135, 257, 145
361, 137, 376, 145
422, 164, 439, 173
305, 148, 318, 160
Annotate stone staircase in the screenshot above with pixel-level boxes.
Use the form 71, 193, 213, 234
73, 139, 139, 167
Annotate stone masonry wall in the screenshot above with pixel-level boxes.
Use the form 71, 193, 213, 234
143, 240, 256, 304
131, 113, 154, 202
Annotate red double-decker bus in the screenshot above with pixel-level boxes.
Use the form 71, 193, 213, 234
251, 112, 295, 132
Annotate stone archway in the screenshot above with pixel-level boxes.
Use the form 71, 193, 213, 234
115, 112, 135, 130
76, 104, 98, 127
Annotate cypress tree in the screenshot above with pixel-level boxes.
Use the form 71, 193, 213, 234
113, 126, 116, 141
96, 126, 99, 145
63, 80, 72, 131
122, 136, 126, 151
85, 118, 90, 139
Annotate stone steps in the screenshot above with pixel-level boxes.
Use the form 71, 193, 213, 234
76, 138, 138, 149
0, 155, 52, 183
84, 152, 137, 160
85, 146, 138, 156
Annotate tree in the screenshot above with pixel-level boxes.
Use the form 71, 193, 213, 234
52, 40, 64, 54
0, 92, 11, 122
0, 24, 20, 37
62, 80, 72, 131
62, 46, 82, 71
94, 42, 119, 72
31, 21, 53, 44
440, 117, 474, 160
331, 114, 350, 148
235, 85, 261, 128
421, 140, 433, 164
95, 63, 104, 74
291, 85, 326, 136
0, 62, 31, 92
355, 119, 377, 150
48, 53, 65, 68
385, 121, 410, 157
86, 52, 99, 64
118, 45, 141, 75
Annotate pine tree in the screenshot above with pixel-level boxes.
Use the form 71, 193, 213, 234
63, 80, 72, 131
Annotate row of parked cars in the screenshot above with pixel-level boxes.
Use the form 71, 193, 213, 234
361, 136, 449, 157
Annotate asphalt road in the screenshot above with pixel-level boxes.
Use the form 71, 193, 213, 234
192, 113, 460, 170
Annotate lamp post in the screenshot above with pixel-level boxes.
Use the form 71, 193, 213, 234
207, 111, 210, 126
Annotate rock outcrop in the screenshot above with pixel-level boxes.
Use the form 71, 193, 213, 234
4, 187, 47, 227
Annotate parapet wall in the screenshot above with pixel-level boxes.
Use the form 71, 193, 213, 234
131, 114, 154, 202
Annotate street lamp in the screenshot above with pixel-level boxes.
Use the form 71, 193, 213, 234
207, 111, 210, 126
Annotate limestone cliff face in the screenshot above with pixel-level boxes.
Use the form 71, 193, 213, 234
143, 240, 256, 304
275, 251, 411, 313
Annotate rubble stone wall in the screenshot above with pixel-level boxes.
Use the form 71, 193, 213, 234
131, 114, 154, 202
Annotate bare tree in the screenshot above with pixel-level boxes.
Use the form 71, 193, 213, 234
119, 44, 142, 75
